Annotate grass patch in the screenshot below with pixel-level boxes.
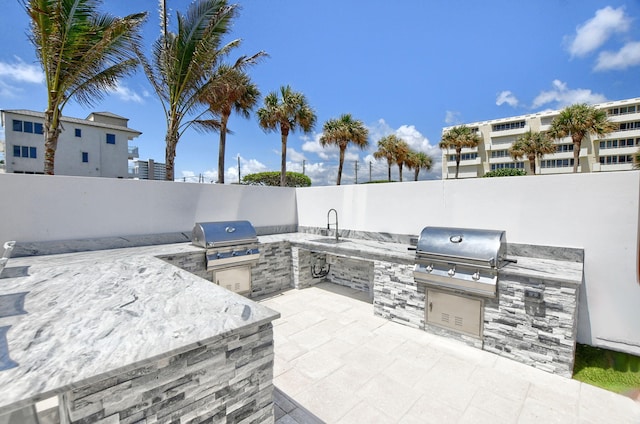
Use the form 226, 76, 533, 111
573, 343, 640, 394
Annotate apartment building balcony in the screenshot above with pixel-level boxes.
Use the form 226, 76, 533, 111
128, 146, 139, 160
489, 125, 530, 138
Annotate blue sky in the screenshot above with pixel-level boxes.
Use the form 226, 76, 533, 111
1, 1, 639, 184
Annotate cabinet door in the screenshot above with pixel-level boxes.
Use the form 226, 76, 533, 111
214, 267, 251, 294
427, 290, 482, 337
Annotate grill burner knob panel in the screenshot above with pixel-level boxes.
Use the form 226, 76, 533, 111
448, 266, 456, 277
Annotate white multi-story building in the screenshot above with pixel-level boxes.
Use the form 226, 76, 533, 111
0, 110, 141, 178
441, 97, 640, 179
129, 159, 167, 180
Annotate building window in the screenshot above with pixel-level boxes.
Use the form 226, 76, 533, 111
448, 152, 477, 162
541, 159, 574, 168
492, 121, 525, 132
13, 145, 37, 158
556, 144, 574, 152
490, 162, 524, 170
599, 138, 639, 149
106, 133, 116, 144
75, 128, 82, 137
619, 122, 640, 131
82, 152, 89, 163
491, 149, 510, 158
608, 105, 637, 116
599, 155, 634, 164
12, 119, 44, 134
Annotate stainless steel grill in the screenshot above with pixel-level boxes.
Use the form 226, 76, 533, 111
192, 221, 259, 272
413, 226, 509, 297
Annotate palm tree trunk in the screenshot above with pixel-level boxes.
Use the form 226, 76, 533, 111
387, 163, 391, 181
398, 164, 403, 182
455, 148, 461, 179
217, 115, 229, 184
337, 148, 345, 185
572, 134, 581, 173
43, 108, 61, 175
528, 154, 536, 175
165, 116, 179, 181
414, 169, 419, 181
280, 129, 289, 187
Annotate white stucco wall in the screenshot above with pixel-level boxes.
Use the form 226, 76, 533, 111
296, 171, 640, 355
0, 173, 297, 242
1, 171, 638, 356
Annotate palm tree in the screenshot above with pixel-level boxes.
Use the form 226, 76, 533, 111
257, 85, 316, 187
634, 147, 640, 170
373, 134, 401, 181
439, 125, 481, 179
320, 114, 369, 185
394, 139, 410, 182
138, 0, 262, 181
405, 151, 433, 181
24, 0, 146, 175
200, 65, 261, 184
509, 131, 556, 175
548, 103, 617, 173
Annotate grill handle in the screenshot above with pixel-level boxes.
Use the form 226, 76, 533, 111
416, 250, 495, 268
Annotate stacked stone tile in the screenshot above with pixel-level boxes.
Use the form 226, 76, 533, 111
60, 323, 275, 423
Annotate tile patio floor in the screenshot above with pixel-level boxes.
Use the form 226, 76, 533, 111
259, 283, 640, 424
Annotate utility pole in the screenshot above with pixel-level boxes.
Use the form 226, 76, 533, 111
302, 160, 306, 175
369, 161, 372, 182
237, 155, 241, 184
354, 160, 359, 184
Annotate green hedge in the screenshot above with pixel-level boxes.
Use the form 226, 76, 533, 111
482, 168, 527, 177
242, 171, 311, 187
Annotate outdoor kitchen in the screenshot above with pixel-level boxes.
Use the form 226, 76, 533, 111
0, 171, 637, 423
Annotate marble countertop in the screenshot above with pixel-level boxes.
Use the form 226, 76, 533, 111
501, 255, 583, 286
0, 243, 279, 413
259, 232, 416, 264
0, 233, 583, 412
259, 233, 583, 285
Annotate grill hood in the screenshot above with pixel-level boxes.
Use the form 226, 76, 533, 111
192, 221, 258, 249
415, 227, 507, 269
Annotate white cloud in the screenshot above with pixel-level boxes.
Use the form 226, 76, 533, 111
0, 58, 44, 84
107, 83, 144, 103
287, 147, 307, 163
595, 41, 640, 71
566, 6, 631, 57
496, 90, 519, 107
444, 110, 461, 125
228, 157, 267, 183
531, 79, 607, 109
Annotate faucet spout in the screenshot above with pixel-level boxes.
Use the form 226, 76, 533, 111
327, 209, 339, 241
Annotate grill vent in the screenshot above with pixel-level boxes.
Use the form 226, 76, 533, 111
441, 313, 449, 323
455, 316, 463, 327
427, 290, 482, 338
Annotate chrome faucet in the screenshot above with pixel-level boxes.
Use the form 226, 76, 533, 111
327, 208, 339, 241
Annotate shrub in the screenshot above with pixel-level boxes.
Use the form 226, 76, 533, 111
482, 168, 527, 177
242, 171, 311, 187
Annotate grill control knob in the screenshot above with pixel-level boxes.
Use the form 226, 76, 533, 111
472, 271, 480, 281
246, 250, 253, 255
448, 266, 456, 277
232, 251, 238, 256
426, 264, 433, 273
216, 253, 222, 259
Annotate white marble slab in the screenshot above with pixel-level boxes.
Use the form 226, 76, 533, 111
501, 255, 583, 285
0, 243, 279, 413
259, 233, 416, 264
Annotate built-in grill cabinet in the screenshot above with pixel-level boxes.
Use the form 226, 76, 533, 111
192, 221, 260, 295
414, 226, 510, 339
